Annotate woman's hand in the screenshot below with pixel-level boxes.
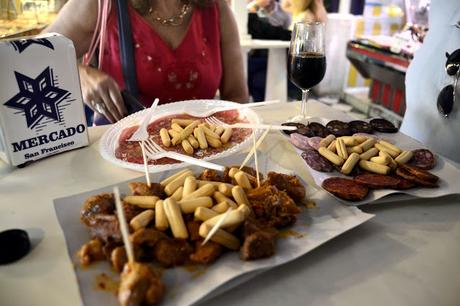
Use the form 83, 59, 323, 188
78, 64, 127, 123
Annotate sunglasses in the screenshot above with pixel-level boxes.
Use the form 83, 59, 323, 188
437, 49, 460, 117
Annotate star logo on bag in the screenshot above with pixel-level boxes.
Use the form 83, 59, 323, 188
10, 38, 54, 53
3, 67, 70, 129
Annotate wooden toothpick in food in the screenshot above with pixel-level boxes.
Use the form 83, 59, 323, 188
240, 126, 271, 170
113, 186, 135, 263
140, 141, 151, 187
202, 207, 233, 246
252, 131, 260, 188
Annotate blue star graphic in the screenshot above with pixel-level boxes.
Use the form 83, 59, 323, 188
4, 67, 69, 129
10, 38, 54, 53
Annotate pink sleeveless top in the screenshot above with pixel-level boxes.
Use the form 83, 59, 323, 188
100, 3, 222, 107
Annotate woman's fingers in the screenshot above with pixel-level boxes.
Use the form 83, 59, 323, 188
99, 87, 121, 122
108, 84, 127, 117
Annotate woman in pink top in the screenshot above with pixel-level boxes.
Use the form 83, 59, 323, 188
45, 0, 248, 124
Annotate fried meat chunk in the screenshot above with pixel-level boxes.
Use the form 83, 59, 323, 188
190, 241, 223, 264
81, 193, 114, 226
87, 214, 122, 243
240, 231, 276, 261
111, 246, 127, 273
118, 262, 165, 306
198, 169, 225, 182
77, 238, 106, 266
266, 172, 305, 203
128, 182, 165, 198
130, 228, 168, 261
153, 239, 193, 267
246, 185, 301, 228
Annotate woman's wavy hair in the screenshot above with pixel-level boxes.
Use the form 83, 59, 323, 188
130, 0, 213, 15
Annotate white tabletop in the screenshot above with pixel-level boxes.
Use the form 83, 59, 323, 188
1, 101, 459, 306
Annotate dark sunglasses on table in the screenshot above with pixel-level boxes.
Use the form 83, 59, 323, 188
437, 49, 460, 117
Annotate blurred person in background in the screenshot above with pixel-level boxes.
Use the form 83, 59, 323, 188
44, 0, 248, 125
247, 0, 291, 29
401, 0, 460, 163
282, 0, 327, 29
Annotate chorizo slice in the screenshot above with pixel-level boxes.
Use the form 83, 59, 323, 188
410, 149, 436, 170
322, 177, 369, 201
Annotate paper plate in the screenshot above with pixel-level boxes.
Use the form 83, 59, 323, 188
99, 100, 261, 173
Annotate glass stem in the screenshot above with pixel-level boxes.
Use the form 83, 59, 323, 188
301, 89, 309, 119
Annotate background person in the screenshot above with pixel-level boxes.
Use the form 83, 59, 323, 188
282, 0, 327, 29
400, 0, 460, 163
247, 0, 292, 29
44, 0, 248, 125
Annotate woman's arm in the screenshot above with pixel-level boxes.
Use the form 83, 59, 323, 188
43, 0, 97, 58
217, 0, 249, 103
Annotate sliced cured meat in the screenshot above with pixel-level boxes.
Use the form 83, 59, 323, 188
306, 136, 322, 151
326, 120, 352, 136
354, 173, 401, 189
410, 149, 436, 170
349, 120, 373, 134
301, 149, 334, 172
307, 122, 330, 137
290, 133, 313, 151
370, 118, 398, 133
322, 177, 369, 201
395, 164, 439, 188
281, 122, 307, 135
296, 126, 315, 137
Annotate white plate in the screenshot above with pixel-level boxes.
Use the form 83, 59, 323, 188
99, 100, 261, 173
53, 153, 374, 306
288, 118, 460, 206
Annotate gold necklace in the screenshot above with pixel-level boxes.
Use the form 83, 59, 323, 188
148, 3, 191, 26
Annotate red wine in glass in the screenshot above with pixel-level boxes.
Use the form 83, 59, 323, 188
288, 52, 326, 90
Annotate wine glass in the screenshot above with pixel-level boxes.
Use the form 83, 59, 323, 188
288, 22, 326, 123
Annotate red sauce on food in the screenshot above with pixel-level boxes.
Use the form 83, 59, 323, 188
115, 110, 251, 165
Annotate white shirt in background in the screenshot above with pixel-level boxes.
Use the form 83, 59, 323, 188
401, 0, 460, 163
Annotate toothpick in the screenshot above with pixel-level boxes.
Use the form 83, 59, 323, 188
252, 132, 260, 188
113, 187, 135, 263
239, 126, 271, 170
140, 141, 151, 187
202, 207, 233, 246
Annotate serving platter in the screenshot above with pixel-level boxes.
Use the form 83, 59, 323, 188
53, 153, 373, 306
286, 118, 460, 206
99, 100, 261, 173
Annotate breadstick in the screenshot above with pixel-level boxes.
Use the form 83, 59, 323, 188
347, 145, 363, 154
123, 196, 159, 209
171, 123, 184, 133
340, 136, 358, 146
168, 129, 180, 139
318, 147, 344, 166
155, 200, 169, 231
171, 118, 194, 127
206, 134, 222, 148
360, 148, 379, 161
218, 183, 233, 197
164, 170, 193, 195
181, 139, 194, 155
395, 150, 414, 164
215, 126, 225, 136
212, 201, 230, 213
378, 140, 402, 155
187, 135, 199, 149
171, 186, 183, 201
193, 126, 208, 149
320, 134, 335, 148
160, 128, 171, 147
204, 209, 246, 229
370, 155, 391, 165
327, 139, 337, 153
232, 186, 249, 206
220, 128, 233, 144
194, 207, 219, 221
213, 191, 238, 209
197, 180, 233, 189
198, 223, 240, 250
336, 138, 349, 160
130, 210, 155, 231
163, 198, 188, 239
183, 176, 197, 197
359, 160, 391, 175
234, 171, 253, 190
160, 169, 192, 186
353, 135, 368, 143
374, 143, 399, 158
360, 138, 377, 151
341, 153, 360, 175
178, 196, 213, 214
228, 167, 239, 178
200, 124, 221, 139
182, 183, 215, 200
179, 120, 200, 141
